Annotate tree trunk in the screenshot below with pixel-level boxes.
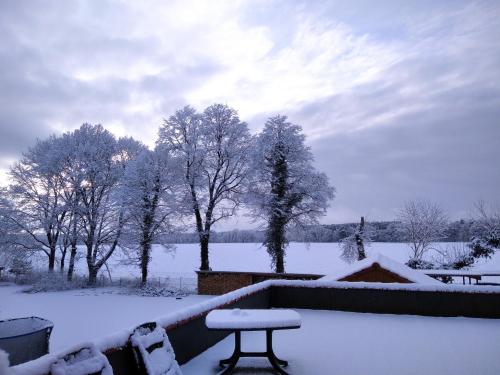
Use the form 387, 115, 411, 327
67, 216, 79, 281
67, 243, 77, 281
200, 233, 210, 271
266, 142, 288, 274
356, 216, 366, 261
275, 248, 285, 273
189, 182, 210, 271
268, 218, 286, 273
60, 249, 66, 273
88, 267, 98, 286
48, 244, 56, 272
141, 241, 151, 285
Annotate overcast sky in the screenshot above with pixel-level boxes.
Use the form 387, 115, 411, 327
0, 0, 499, 228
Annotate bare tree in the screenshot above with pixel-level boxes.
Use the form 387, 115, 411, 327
398, 200, 448, 268
67, 124, 144, 285
4, 136, 68, 271
158, 104, 252, 271
120, 147, 181, 284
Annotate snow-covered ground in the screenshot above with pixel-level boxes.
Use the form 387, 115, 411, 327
0, 284, 211, 351
69, 242, 500, 281
3, 242, 500, 362
182, 309, 500, 375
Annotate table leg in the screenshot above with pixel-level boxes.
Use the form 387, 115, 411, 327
219, 331, 241, 374
266, 330, 289, 375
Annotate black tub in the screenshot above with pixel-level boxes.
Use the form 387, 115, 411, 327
0, 317, 53, 366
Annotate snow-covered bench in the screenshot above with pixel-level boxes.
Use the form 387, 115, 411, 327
129, 322, 182, 375
206, 309, 301, 375
50, 344, 113, 375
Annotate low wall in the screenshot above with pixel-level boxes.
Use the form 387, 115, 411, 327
270, 283, 500, 319
197, 270, 323, 295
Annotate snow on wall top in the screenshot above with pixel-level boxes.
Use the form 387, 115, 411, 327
320, 254, 442, 285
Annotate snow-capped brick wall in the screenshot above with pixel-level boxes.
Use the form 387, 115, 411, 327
196, 270, 322, 295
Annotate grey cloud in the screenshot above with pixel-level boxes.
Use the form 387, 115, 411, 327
306, 82, 500, 223
0, 0, 499, 225
0, 0, 222, 163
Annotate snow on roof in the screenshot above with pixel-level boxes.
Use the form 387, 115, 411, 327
321, 255, 442, 285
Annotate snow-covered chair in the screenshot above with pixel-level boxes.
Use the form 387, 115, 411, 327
129, 322, 182, 375
50, 344, 113, 375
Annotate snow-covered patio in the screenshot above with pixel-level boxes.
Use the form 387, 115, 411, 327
182, 309, 500, 375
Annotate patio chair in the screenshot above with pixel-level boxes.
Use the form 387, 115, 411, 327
50, 344, 113, 375
129, 322, 182, 375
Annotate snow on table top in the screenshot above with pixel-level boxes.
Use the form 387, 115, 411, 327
206, 309, 301, 330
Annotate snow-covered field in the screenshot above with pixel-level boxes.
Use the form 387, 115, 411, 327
183, 309, 500, 375
70, 242, 500, 280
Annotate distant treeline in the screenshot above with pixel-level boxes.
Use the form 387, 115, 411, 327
160, 219, 473, 244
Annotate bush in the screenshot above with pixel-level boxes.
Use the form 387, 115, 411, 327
434, 243, 475, 270
124, 283, 187, 298
406, 258, 435, 270
20, 272, 87, 293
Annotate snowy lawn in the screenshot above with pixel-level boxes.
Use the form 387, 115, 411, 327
0, 284, 211, 351
182, 309, 500, 375
71, 242, 500, 281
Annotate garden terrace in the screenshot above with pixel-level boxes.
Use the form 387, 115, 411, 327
11, 280, 500, 375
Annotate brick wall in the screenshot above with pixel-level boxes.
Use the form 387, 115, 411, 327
196, 270, 323, 295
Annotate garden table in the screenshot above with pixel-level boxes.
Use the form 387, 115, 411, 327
205, 309, 301, 375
